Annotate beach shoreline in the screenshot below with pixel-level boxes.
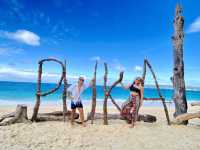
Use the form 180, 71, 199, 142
0, 98, 199, 108
0, 103, 200, 150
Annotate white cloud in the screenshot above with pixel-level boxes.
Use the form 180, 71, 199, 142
187, 17, 200, 33
134, 65, 143, 72
112, 59, 126, 71
90, 56, 101, 61
0, 47, 24, 56
115, 64, 126, 71
0, 66, 79, 83
0, 30, 40, 46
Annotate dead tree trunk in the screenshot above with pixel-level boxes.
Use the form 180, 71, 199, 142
36, 111, 79, 122
172, 4, 187, 124
62, 60, 68, 122
87, 113, 156, 123
172, 112, 200, 125
142, 58, 147, 81
103, 63, 108, 125
0, 105, 30, 126
90, 61, 98, 124
31, 62, 42, 121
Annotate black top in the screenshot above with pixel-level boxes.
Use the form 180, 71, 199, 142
129, 84, 141, 97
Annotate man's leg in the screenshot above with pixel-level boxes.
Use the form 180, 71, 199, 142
71, 101, 76, 125
71, 108, 76, 125
77, 107, 85, 127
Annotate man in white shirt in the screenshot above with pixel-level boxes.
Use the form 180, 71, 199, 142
68, 76, 93, 126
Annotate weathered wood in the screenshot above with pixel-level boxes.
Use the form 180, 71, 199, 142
103, 63, 108, 125
143, 97, 163, 101
62, 60, 68, 122
107, 72, 123, 94
0, 105, 30, 126
105, 71, 123, 124
36, 116, 65, 122
35, 110, 79, 122
31, 58, 66, 122
87, 113, 156, 123
172, 112, 200, 124
109, 95, 121, 112
138, 114, 157, 123
0, 112, 15, 122
88, 113, 121, 120
90, 61, 98, 124
103, 64, 124, 125
31, 62, 42, 121
38, 111, 68, 116
143, 59, 171, 125
172, 4, 188, 124
191, 102, 200, 107
142, 58, 147, 81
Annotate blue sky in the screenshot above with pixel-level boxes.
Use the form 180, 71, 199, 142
0, 0, 200, 86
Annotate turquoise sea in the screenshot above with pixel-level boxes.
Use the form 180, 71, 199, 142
0, 81, 200, 106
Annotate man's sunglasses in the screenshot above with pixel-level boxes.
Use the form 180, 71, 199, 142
79, 79, 84, 82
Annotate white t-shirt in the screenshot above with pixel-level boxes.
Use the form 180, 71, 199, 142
68, 83, 89, 102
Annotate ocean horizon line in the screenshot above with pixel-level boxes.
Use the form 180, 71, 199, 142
1, 80, 200, 91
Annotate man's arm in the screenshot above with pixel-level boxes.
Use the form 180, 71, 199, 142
88, 78, 95, 87
83, 78, 94, 90
67, 84, 76, 100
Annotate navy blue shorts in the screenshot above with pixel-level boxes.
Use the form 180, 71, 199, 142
71, 101, 83, 109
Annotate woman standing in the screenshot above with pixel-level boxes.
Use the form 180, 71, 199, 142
120, 77, 144, 127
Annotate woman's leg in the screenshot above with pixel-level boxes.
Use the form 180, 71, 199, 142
136, 96, 140, 117
121, 97, 132, 123
131, 96, 137, 127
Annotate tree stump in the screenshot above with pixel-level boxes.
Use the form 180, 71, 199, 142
0, 105, 30, 126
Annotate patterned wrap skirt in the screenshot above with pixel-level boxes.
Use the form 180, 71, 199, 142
120, 95, 140, 124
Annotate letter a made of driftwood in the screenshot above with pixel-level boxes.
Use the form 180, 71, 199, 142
142, 59, 171, 125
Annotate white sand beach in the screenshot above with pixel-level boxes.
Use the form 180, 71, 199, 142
0, 104, 200, 150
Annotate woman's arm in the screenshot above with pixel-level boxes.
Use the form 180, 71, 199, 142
120, 82, 130, 90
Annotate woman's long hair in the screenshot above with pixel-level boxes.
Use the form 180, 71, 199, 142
132, 77, 144, 86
